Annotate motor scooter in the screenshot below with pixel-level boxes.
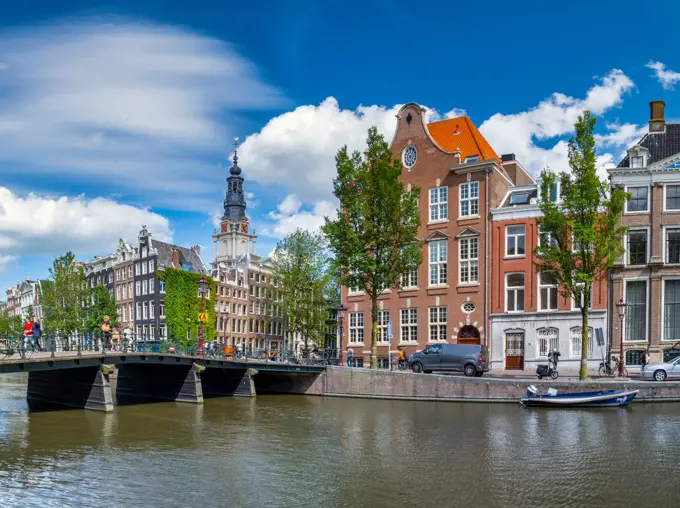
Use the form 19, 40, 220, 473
536, 350, 560, 379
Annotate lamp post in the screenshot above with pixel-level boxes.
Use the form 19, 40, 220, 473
616, 298, 627, 377
336, 305, 348, 366
198, 276, 209, 357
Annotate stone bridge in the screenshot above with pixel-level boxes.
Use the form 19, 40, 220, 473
0, 352, 325, 412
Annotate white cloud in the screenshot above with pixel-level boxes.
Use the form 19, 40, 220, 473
0, 19, 284, 209
646, 61, 680, 90
245, 70, 636, 241
0, 255, 17, 272
264, 194, 335, 237
478, 69, 634, 176
0, 187, 172, 256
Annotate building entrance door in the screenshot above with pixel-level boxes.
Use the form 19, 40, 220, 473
505, 332, 525, 370
458, 325, 480, 345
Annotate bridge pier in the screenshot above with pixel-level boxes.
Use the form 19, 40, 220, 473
201, 368, 257, 397
116, 363, 204, 405
27, 365, 114, 412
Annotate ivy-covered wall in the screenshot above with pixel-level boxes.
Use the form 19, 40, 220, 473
157, 268, 217, 344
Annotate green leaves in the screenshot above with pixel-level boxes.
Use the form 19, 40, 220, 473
271, 229, 331, 349
85, 285, 119, 332
40, 252, 90, 336
158, 268, 216, 345
323, 127, 423, 365
535, 111, 627, 379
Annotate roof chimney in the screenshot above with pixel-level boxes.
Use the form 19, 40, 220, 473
649, 100, 666, 132
501, 153, 516, 162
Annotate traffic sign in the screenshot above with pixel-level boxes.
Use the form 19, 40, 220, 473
198, 312, 210, 323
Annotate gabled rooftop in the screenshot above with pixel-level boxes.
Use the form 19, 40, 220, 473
426, 116, 499, 162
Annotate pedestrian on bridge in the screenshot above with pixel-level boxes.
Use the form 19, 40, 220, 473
23, 317, 34, 354
32, 317, 42, 352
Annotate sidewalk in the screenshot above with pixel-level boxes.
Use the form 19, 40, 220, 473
484, 369, 644, 380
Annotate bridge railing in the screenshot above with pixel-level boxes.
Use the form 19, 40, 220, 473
0, 331, 340, 367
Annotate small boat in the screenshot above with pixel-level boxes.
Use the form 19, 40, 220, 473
519, 385, 639, 408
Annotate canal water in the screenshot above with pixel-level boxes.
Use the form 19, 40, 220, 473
1, 374, 679, 508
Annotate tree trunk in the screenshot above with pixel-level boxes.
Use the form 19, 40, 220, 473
580, 308, 589, 381
371, 295, 378, 369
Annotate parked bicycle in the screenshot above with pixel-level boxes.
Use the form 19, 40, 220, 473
0, 337, 36, 360
599, 357, 628, 377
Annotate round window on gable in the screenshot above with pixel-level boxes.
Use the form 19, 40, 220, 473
462, 301, 475, 313
402, 145, 417, 169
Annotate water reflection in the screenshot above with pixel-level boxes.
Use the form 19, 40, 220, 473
1, 375, 679, 507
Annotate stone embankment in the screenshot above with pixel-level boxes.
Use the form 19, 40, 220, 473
292, 367, 680, 403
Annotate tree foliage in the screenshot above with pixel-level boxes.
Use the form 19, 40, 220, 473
535, 111, 628, 380
40, 252, 90, 336
157, 268, 216, 345
0, 310, 22, 336
323, 127, 422, 368
271, 229, 332, 351
85, 285, 119, 332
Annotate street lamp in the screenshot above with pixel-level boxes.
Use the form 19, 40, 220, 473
198, 276, 209, 357
336, 305, 348, 366
616, 298, 627, 377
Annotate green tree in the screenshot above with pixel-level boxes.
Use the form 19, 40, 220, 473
157, 268, 216, 346
85, 285, 119, 332
271, 229, 332, 352
323, 127, 422, 368
40, 252, 90, 336
0, 310, 22, 336
535, 111, 628, 380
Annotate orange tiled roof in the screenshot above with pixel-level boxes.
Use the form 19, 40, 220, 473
426, 116, 499, 162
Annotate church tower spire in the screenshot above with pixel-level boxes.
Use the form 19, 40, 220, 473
213, 137, 257, 265
223, 138, 246, 222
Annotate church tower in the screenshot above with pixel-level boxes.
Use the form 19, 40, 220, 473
213, 140, 257, 264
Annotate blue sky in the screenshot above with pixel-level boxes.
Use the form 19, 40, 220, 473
1, 0, 680, 292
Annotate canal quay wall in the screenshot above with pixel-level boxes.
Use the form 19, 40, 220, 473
288, 367, 680, 403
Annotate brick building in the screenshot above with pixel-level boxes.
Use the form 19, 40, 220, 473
609, 100, 680, 365
341, 102, 527, 366
113, 239, 136, 330
489, 184, 608, 371
211, 149, 286, 351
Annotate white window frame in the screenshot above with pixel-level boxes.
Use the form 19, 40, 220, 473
160, 280, 166, 293
116, 286, 121, 300
149, 300, 155, 319
142, 302, 148, 320
624, 184, 650, 214
429, 186, 448, 223
428, 306, 447, 343
349, 312, 364, 344
663, 183, 680, 213
400, 269, 418, 290
149, 279, 155, 293
136, 302, 141, 320
623, 278, 649, 343
142, 280, 148, 295
505, 224, 526, 258
459, 182, 480, 218
505, 272, 525, 313
625, 227, 649, 267
538, 272, 558, 311
664, 225, 680, 265
630, 155, 644, 168
142, 247, 148, 258
142, 262, 147, 275
160, 303, 166, 318
135, 263, 141, 276
569, 326, 594, 358
536, 328, 559, 358
149, 259, 155, 272
538, 225, 558, 248
135, 281, 141, 296
662, 277, 680, 342
377, 310, 390, 343
122, 285, 127, 299
429, 240, 448, 287
400, 308, 418, 344
459, 237, 479, 284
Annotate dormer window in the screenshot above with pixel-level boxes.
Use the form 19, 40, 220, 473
465, 155, 479, 163
627, 146, 648, 168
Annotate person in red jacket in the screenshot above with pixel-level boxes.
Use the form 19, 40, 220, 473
23, 316, 34, 356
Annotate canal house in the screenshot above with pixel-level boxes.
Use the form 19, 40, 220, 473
340, 102, 531, 366
488, 183, 609, 371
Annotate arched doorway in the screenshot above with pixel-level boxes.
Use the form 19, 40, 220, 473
458, 325, 480, 345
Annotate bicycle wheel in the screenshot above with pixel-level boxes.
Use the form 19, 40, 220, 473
598, 365, 606, 377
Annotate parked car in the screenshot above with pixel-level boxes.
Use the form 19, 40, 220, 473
641, 356, 680, 381
408, 343, 489, 377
